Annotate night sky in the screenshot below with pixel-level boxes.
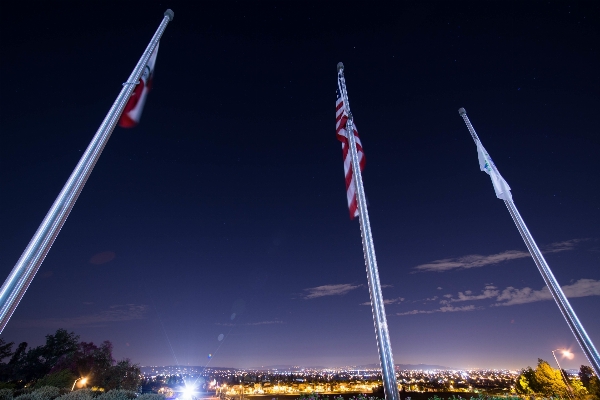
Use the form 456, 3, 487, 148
1, 1, 599, 370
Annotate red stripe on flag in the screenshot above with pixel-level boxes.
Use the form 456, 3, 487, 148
336, 92, 365, 220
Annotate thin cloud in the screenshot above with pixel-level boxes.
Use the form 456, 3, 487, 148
545, 239, 587, 253
450, 285, 499, 302
494, 279, 600, 306
303, 284, 362, 299
216, 320, 284, 327
397, 278, 600, 315
397, 305, 479, 316
360, 297, 404, 306
412, 239, 586, 273
12, 304, 148, 328
413, 250, 530, 273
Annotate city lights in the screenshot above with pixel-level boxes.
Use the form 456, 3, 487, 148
140, 365, 526, 396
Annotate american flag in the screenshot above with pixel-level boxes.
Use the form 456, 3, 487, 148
336, 76, 365, 220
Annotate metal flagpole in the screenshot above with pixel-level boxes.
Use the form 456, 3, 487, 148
338, 63, 400, 400
0, 9, 175, 334
458, 107, 600, 377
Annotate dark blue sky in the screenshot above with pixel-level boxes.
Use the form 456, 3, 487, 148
1, 1, 599, 370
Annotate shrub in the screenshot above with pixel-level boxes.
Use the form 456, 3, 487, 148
0, 388, 13, 400
55, 389, 94, 400
95, 390, 136, 400
14, 393, 35, 400
136, 394, 165, 400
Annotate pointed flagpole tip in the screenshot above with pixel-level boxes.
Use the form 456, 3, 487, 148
164, 9, 174, 21
337, 62, 344, 72
458, 107, 467, 116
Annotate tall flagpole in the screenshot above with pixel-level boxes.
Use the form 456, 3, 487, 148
458, 107, 600, 377
338, 63, 400, 400
0, 9, 175, 334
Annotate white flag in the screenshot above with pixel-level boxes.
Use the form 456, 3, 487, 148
119, 43, 160, 128
476, 140, 512, 201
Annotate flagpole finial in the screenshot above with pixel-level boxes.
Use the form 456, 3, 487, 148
164, 9, 174, 21
458, 107, 467, 116
337, 62, 344, 72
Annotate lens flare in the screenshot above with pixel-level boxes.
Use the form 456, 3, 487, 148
562, 349, 574, 360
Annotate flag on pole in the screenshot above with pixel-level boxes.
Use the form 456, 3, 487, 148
336, 80, 365, 219
118, 43, 160, 128
475, 140, 512, 201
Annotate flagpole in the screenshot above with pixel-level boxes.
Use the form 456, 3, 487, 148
0, 9, 175, 334
338, 63, 400, 400
458, 107, 600, 377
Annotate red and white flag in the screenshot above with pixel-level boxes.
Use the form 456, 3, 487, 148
118, 43, 160, 128
336, 77, 365, 220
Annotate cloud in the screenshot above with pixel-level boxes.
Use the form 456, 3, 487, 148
303, 284, 362, 299
397, 304, 479, 316
396, 278, 600, 315
397, 309, 435, 316
216, 320, 284, 327
89, 251, 116, 265
360, 297, 404, 306
412, 239, 586, 273
494, 279, 600, 306
450, 285, 499, 302
544, 239, 587, 253
13, 304, 147, 328
413, 250, 530, 272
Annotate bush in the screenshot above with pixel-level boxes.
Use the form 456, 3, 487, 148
0, 388, 13, 400
95, 390, 136, 400
14, 393, 35, 400
136, 395, 165, 400
55, 389, 94, 400
32, 387, 61, 400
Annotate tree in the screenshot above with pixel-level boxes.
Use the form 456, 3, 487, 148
515, 359, 571, 398
4, 342, 28, 383
0, 329, 141, 392
515, 367, 536, 395
0, 340, 13, 362
579, 365, 600, 400
34, 369, 77, 389
0, 339, 15, 384
101, 360, 141, 392
40, 329, 79, 368
51, 341, 114, 388
13, 329, 80, 384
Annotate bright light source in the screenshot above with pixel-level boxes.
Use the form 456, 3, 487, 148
561, 349, 574, 360
182, 387, 194, 399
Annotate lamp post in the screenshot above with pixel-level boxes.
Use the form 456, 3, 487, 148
71, 377, 87, 391
552, 349, 574, 400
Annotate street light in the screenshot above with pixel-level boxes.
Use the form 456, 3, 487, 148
552, 349, 574, 400
71, 377, 87, 391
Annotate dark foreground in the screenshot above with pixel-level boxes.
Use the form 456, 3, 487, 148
215, 392, 483, 400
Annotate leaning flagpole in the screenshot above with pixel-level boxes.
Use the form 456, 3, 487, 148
0, 9, 175, 333
458, 107, 600, 376
338, 63, 400, 400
